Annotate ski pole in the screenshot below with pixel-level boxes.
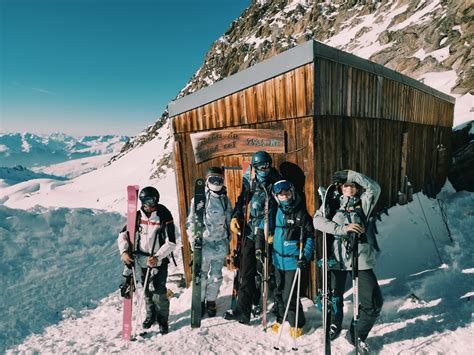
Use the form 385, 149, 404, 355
347, 211, 359, 355
351, 232, 359, 355
262, 184, 270, 331
274, 223, 304, 351
273, 267, 300, 351
132, 225, 161, 338
134, 266, 151, 335
292, 226, 304, 351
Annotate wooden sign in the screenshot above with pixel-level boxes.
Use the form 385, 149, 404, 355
190, 129, 285, 164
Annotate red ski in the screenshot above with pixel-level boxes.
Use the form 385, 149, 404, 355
122, 185, 139, 341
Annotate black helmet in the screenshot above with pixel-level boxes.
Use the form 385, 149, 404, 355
139, 186, 159, 206
206, 166, 224, 177
251, 151, 272, 167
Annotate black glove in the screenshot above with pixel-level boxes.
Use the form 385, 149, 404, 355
332, 170, 349, 184
232, 250, 241, 269
297, 256, 307, 269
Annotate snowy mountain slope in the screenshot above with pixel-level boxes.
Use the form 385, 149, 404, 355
119, 0, 472, 160
31, 153, 115, 179
4, 186, 473, 354
0, 165, 67, 186
0, 122, 175, 215
181, 0, 472, 124
0, 132, 128, 168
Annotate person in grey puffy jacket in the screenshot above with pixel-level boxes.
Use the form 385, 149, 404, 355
186, 167, 232, 317
313, 170, 383, 350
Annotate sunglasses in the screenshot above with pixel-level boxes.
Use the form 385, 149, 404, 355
255, 162, 270, 171
207, 175, 224, 185
273, 180, 293, 194
342, 183, 357, 188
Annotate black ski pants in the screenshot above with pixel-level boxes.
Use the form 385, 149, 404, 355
142, 262, 170, 325
235, 237, 258, 320
330, 269, 383, 341
274, 268, 305, 328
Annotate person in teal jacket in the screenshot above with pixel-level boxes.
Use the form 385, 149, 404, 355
256, 180, 315, 338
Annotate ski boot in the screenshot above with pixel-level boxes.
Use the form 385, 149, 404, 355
271, 322, 280, 334
207, 301, 217, 317
289, 327, 303, 338
329, 324, 342, 340
159, 322, 169, 335
142, 312, 156, 329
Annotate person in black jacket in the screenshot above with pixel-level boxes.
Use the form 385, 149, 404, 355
224, 151, 281, 324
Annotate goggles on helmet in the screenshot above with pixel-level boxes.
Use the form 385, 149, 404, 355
207, 175, 224, 186
140, 196, 157, 207
273, 180, 293, 195
254, 162, 270, 171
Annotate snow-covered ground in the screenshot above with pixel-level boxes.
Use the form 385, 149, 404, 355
2, 175, 473, 353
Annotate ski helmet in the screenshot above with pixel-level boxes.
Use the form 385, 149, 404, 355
206, 166, 224, 192
251, 151, 272, 168
139, 186, 160, 207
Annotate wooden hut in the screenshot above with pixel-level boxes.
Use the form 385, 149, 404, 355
168, 40, 455, 296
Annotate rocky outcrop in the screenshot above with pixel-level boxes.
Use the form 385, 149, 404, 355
115, 0, 473, 179
449, 121, 474, 191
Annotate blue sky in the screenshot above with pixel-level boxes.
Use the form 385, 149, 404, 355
0, 0, 250, 136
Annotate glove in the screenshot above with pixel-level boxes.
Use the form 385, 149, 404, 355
230, 217, 241, 234
232, 250, 241, 268
268, 234, 274, 244
332, 170, 349, 184
297, 256, 307, 269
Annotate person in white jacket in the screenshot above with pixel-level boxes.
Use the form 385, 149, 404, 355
187, 167, 232, 317
313, 170, 383, 353
118, 186, 176, 334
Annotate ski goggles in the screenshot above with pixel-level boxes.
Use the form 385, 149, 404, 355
140, 196, 157, 206
273, 180, 293, 195
207, 175, 224, 185
254, 162, 270, 171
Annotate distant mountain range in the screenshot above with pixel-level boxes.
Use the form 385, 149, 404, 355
0, 132, 129, 168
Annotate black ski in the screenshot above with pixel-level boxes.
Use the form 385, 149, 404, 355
317, 184, 337, 355
230, 161, 252, 310
191, 178, 206, 328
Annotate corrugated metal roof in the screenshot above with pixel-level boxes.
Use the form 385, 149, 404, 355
168, 40, 455, 117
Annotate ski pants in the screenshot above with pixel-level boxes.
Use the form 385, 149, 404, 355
235, 237, 259, 320
142, 263, 170, 325
201, 255, 225, 303
274, 268, 305, 328
330, 269, 383, 341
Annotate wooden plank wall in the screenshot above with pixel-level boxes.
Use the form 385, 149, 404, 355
313, 58, 454, 209
314, 59, 454, 128
314, 116, 453, 211
172, 64, 314, 134
172, 64, 315, 288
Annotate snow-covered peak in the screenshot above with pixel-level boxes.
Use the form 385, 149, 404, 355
0, 132, 129, 168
